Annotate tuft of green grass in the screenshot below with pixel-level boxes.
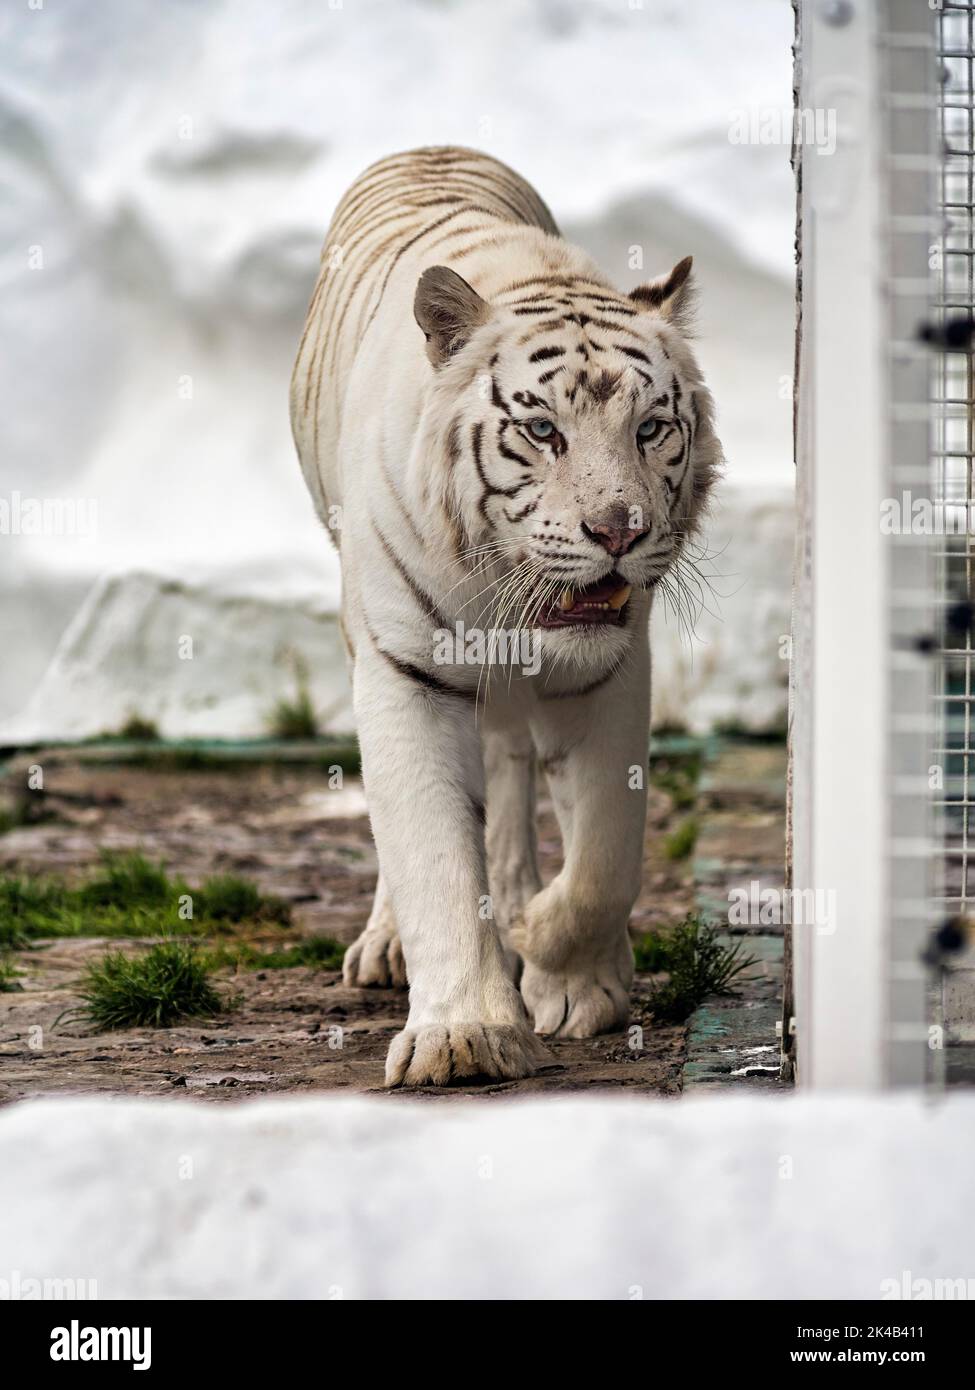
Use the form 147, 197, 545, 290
0, 852, 291, 941
206, 935, 346, 973
0, 875, 66, 946
269, 690, 319, 740
274, 936, 345, 969
631, 932, 672, 973
193, 873, 289, 924
649, 751, 702, 810
663, 815, 699, 861
634, 914, 758, 1023
62, 941, 226, 1030
268, 692, 317, 745
75, 852, 171, 909
106, 715, 160, 741
268, 652, 320, 739
0, 951, 23, 992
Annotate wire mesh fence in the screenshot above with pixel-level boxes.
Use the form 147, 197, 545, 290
936, 2, 975, 917
930, 1, 975, 1069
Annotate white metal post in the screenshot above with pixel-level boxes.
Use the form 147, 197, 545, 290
793, 0, 934, 1087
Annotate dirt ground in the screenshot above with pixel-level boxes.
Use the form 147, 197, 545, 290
0, 753, 697, 1103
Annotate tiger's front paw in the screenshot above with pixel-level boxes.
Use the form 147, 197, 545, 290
519, 958, 631, 1038
384, 1022, 551, 1088
342, 920, 407, 989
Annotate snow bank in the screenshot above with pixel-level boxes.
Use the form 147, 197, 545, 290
0, 1091, 971, 1300
0, 481, 789, 743
0, 570, 352, 744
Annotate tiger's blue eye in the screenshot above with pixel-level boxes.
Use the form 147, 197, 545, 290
637, 418, 663, 443
528, 419, 555, 440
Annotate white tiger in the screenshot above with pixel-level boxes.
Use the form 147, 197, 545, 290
290, 148, 720, 1087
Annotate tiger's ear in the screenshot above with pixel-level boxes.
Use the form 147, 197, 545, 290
414, 265, 492, 365
629, 256, 695, 332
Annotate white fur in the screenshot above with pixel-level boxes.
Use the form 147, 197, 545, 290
291, 151, 720, 1086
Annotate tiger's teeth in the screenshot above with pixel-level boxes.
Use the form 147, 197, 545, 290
559, 588, 575, 611
607, 584, 632, 611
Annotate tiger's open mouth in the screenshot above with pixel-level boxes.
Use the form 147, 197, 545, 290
538, 572, 632, 629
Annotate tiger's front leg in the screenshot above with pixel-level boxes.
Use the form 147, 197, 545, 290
353, 644, 549, 1087
513, 637, 650, 1038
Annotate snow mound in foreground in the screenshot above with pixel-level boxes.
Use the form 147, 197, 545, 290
0, 1091, 970, 1300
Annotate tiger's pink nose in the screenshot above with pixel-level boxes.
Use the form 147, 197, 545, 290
582, 521, 650, 556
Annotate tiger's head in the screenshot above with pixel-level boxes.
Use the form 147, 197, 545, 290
415, 255, 721, 662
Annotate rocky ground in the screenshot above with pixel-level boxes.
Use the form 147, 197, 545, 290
0, 745, 718, 1103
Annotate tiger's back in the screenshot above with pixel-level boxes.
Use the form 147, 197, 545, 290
290, 147, 563, 520
288, 147, 720, 1090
